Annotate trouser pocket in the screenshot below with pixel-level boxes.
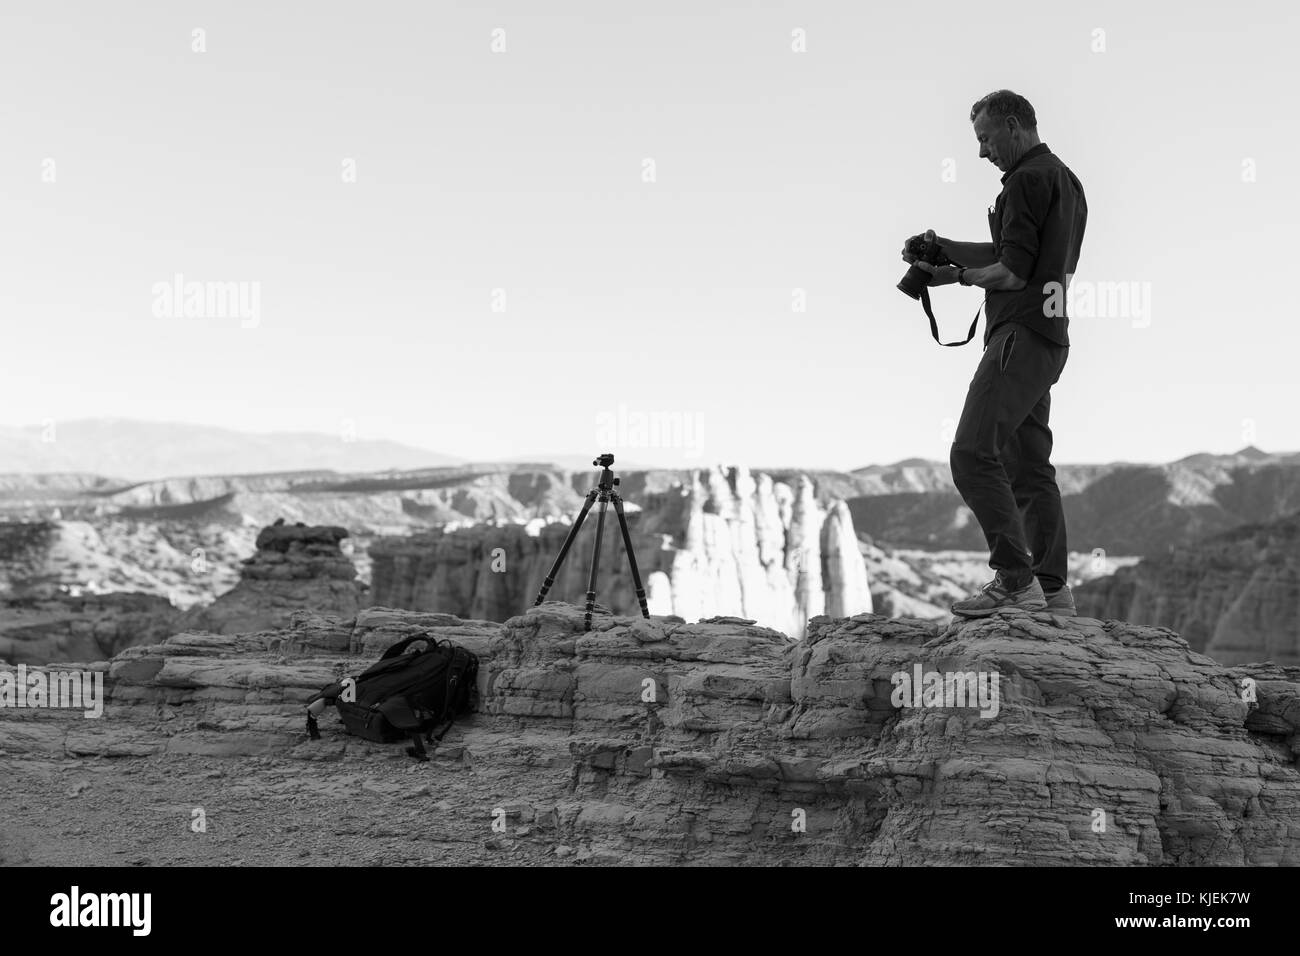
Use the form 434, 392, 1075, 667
998, 328, 1018, 373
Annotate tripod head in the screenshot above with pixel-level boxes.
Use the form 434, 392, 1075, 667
592, 452, 618, 493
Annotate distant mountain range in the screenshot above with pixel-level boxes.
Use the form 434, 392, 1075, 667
0, 419, 466, 481
0, 420, 688, 482
3, 418, 1293, 492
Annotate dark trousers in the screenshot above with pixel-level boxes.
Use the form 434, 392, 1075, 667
949, 322, 1069, 591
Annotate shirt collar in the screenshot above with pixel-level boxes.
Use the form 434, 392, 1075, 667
1000, 143, 1050, 183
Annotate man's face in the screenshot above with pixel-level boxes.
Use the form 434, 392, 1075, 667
973, 110, 1015, 172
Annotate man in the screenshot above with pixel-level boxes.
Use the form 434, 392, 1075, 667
904, 89, 1087, 617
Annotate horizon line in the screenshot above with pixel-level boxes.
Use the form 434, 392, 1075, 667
0, 416, 1289, 477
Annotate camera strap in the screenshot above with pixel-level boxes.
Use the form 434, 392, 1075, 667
920, 286, 983, 347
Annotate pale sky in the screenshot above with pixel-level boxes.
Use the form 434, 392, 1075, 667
2, 0, 1296, 471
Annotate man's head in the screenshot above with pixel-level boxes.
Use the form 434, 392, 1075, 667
970, 90, 1041, 173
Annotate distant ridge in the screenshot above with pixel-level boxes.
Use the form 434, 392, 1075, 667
484, 453, 661, 472
852, 446, 1298, 474
3, 419, 1296, 488
0, 419, 465, 482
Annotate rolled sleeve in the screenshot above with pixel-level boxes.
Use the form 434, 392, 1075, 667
998, 171, 1051, 280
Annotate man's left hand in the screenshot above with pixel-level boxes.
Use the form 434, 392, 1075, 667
912, 261, 962, 287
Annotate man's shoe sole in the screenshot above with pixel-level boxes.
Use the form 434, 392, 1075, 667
952, 599, 1048, 618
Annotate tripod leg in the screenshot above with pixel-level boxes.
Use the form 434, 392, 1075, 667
611, 493, 650, 621
534, 489, 598, 606
585, 493, 611, 631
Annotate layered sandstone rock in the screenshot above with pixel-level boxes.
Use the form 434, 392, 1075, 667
369, 467, 871, 639
181, 523, 364, 635
4, 602, 1296, 865
1076, 511, 1300, 666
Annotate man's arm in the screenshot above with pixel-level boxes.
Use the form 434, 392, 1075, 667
911, 259, 1027, 291
936, 237, 997, 269
931, 173, 1048, 290
903, 229, 1025, 290
959, 261, 1026, 291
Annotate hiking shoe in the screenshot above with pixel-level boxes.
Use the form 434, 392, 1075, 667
950, 573, 1047, 617
1043, 584, 1077, 617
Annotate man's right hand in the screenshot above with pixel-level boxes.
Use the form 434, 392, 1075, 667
901, 229, 939, 263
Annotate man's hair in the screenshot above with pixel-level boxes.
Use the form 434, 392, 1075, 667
970, 90, 1037, 130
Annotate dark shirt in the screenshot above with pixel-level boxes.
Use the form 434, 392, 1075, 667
984, 143, 1086, 347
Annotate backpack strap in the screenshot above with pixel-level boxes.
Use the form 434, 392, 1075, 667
406, 715, 459, 762
406, 732, 430, 762
437, 647, 474, 724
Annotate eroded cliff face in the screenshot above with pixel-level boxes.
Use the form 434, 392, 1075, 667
369, 466, 872, 639
1075, 512, 1300, 666
847, 455, 1300, 556
3, 602, 1296, 866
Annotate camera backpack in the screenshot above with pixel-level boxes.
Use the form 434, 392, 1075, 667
305, 634, 478, 761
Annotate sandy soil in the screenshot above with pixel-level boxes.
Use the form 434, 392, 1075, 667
0, 742, 584, 867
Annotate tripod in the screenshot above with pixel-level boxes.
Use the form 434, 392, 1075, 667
532, 453, 651, 631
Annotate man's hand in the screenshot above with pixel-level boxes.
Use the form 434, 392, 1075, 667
900, 228, 938, 264
902, 228, 963, 285
911, 260, 962, 287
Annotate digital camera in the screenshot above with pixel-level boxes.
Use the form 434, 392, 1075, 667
897, 235, 952, 300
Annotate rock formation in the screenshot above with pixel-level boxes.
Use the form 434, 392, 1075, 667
1076, 511, 1300, 666
181, 523, 364, 635
369, 466, 872, 638
821, 499, 873, 617
3, 602, 1297, 865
